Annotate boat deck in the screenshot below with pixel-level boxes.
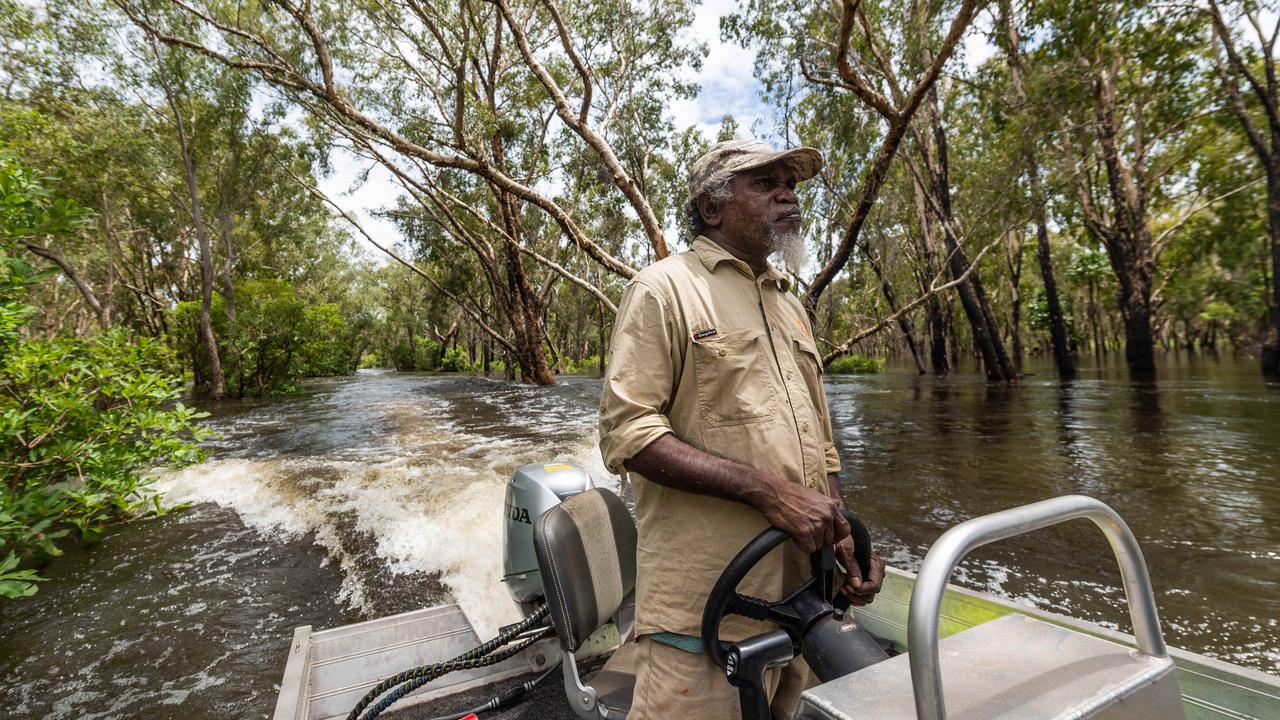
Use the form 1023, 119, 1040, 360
284, 569, 1280, 720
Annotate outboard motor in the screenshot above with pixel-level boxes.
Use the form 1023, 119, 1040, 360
501, 462, 594, 612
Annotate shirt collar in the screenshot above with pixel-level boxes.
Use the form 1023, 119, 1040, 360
692, 236, 792, 292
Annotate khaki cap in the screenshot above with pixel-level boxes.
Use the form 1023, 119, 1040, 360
687, 138, 824, 199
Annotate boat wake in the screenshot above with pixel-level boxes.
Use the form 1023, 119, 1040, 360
154, 374, 615, 638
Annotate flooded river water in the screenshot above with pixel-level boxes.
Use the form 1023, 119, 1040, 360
2, 356, 1278, 718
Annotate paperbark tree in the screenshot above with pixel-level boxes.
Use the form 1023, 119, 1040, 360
1207, 0, 1280, 376
800, 0, 980, 327
1065, 60, 1161, 376
1039, 0, 1213, 377
998, 0, 1075, 377
911, 85, 1020, 382
151, 38, 225, 399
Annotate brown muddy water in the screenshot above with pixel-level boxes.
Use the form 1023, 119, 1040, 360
1, 356, 1278, 719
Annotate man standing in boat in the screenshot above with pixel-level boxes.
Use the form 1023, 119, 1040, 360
598, 138, 886, 720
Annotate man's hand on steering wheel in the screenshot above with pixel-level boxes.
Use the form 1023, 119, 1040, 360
753, 478, 850, 554
749, 471, 885, 604
834, 538, 885, 606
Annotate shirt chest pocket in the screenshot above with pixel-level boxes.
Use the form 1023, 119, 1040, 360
793, 338, 826, 421
691, 329, 777, 426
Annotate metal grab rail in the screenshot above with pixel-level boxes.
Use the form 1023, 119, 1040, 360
907, 495, 1168, 720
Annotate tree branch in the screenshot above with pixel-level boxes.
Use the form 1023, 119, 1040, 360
492, 0, 668, 259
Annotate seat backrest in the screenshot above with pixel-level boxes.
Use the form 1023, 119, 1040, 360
533, 487, 637, 652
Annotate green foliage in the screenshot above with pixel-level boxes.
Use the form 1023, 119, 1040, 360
298, 303, 356, 376
390, 338, 442, 371
826, 355, 885, 374
0, 151, 92, 242
440, 346, 470, 372
1, 151, 88, 354
0, 331, 208, 547
1200, 300, 1238, 325
0, 154, 207, 598
0, 551, 43, 599
1026, 291, 1076, 333
556, 355, 603, 375
172, 279, 361, 396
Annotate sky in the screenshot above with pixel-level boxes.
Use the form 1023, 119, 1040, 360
318, 0, 1001, 264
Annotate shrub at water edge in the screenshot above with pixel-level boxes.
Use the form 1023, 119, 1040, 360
0, 153, 208, 598
826, 355, 886, 374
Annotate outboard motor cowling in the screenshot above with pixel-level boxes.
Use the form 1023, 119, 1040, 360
501, 462, 593, 608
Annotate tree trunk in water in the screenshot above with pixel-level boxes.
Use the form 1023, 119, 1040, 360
860, 236, 926, 375
156, 42, 224, 399
920, 94, 1018, 382
1005, 231, 1024, 373
910, 172, 951, 375
1090, 282, 1104, 357
926, 299, 950, 375
999, 0, 1074, 378
1090, 66, 1157, 377
1116, 262, 1157, 374
496, 201, 555, 386
1029, 158, 1075, 377
946, 295, 962, 368
1263, 172, 1280, 375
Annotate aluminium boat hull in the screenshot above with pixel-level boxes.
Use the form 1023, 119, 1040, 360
274, 567, 1280, 720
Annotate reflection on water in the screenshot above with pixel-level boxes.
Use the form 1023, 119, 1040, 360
1, 358, 1278, 719
829, 355, 1280, 675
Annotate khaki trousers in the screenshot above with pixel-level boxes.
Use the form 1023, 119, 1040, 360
627, 635, 816, 720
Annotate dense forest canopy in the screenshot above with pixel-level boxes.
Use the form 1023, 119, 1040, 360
1, 0, 1277, 391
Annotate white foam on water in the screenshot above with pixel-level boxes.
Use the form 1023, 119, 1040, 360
154, 458, 320, 539
152, 387, 618, 639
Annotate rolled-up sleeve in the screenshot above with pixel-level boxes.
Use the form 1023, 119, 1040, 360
824, 444, 842, 476
599, 280, 678, 474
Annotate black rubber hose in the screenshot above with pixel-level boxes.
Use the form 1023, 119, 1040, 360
345, 604, 549, 720
421, 658, 563, 720
361, 627, 551, 720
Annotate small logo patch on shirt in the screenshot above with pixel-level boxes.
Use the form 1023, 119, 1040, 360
693, 327, 718, 340
794, 317, 813, 339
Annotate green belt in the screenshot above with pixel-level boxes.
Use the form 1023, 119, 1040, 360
651, 631, 733, 654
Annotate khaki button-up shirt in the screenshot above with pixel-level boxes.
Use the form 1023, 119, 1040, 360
599, 236, 841, 641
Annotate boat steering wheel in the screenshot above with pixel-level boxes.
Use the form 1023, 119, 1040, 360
700, 511, 887, 720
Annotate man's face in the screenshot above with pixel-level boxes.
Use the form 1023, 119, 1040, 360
716, 161, 802, 260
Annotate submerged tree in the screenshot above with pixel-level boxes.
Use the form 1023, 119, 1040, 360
997, 0, 1075, 378
1207, 0, 1280, 376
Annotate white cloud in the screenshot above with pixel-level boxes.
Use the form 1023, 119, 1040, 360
668, 0, 770, 142
959, 8, 998, 73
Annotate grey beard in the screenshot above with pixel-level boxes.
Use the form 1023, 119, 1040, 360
768, 226, 808, 276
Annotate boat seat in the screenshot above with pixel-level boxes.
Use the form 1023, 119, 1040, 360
796, 613, 1184, 720
534, 487, 637, 719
